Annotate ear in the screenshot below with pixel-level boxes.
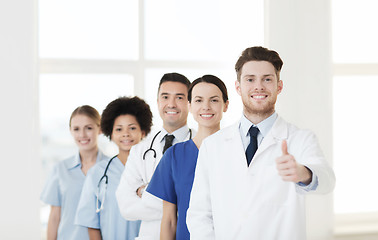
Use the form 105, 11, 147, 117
141, 131, 146, 139
223, 100, 229, 113
235, 80, 242, 96
277, 79, 283, 94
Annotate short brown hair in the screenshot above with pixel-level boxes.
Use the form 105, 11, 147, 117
158, 72, 191, 94
235, 46, 283, 81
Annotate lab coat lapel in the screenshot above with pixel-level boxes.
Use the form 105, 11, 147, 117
224, 123, 248, 169
253, 116, 289, 160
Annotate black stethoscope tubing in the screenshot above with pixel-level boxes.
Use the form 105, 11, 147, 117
142, 129, 192, 160
98, 155, 118, 187
98, 129, 192, 186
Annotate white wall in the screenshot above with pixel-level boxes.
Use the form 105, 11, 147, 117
0, 0, 40, 239
265, 0, 334, 239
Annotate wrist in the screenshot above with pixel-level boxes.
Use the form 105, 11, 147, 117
136, 185, 146, 197
299, 166, 312, 185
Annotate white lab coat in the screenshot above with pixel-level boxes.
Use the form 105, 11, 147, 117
187, 117, 335, 240
116, 128, 192, 240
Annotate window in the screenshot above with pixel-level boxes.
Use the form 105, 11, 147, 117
39, 74, 134, 170
39, 0, 264, 236
332, 0, 378, 234
333, 76, 378, 214
39, 0, 139, 60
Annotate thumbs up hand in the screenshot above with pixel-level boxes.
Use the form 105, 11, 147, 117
276, 140, 312, 184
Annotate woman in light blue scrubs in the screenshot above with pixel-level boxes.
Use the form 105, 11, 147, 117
75, 96, 153, 240
40, 105, 108, 240
147, 75, 229, 240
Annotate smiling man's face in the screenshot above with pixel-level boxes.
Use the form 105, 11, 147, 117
235, 60, 283, 123
157, 81, 189, 133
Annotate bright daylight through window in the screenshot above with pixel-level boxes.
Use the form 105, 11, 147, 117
332, 0, 378, 214
38, 0, 264, 237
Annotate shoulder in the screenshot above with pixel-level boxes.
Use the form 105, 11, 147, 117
166, 139, 195, 155
276, 117, 317, 142
159, 142, 184, 165
203, 123, 238, 143
127, 130, 162, 164
131, 130, 161, 151
283, 118, 314, 136
165, 140, 198, 167
95, 156, 114, 169
86, 157, 113, 178
52, 154, 76, 171
173, 139, 192, 150
97, 150, 110, 161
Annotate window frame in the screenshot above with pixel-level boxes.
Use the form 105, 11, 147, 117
333, 65, 378, 236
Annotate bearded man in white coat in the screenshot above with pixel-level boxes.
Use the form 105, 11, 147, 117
187, 46, 335, 240
116, 73, 193, 240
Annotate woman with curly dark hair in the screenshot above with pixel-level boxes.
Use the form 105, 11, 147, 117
75, 96, 153, 240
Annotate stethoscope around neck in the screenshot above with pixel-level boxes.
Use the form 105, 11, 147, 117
96, 154, 118, 213
141, 129, 192, 184
142, 129, 192, 160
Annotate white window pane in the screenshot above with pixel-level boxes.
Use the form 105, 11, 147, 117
39, 0, 138, 59
332, 0, 378, 63
144, 68, 242, 131
145, 0, 264, 61
333, 76, 378, 214
40, 73, 134, 170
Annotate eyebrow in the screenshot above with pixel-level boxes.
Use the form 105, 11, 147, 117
193, 95, 220, 99
243, 74, 275, 78
160, 92, 186, 96
72, 124, 94, 128
115, 123, 137, 127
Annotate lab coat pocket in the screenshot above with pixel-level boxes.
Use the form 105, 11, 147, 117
261, 165, 293, 206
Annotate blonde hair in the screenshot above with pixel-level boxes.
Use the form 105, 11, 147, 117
69, 105, 101, 127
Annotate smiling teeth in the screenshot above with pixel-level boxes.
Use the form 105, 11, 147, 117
201, 114, 213, 117
167, 111, 177, 114
253, 95, 265, 99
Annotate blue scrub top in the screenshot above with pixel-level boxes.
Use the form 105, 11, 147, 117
147, 140, 199, 240
75, 156, 141, 240
40, 151, 108, 240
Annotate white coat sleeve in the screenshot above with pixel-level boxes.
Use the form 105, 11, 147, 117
115, 145, 162, 221
186, 140, 216, 240
295, 131, 336, 194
